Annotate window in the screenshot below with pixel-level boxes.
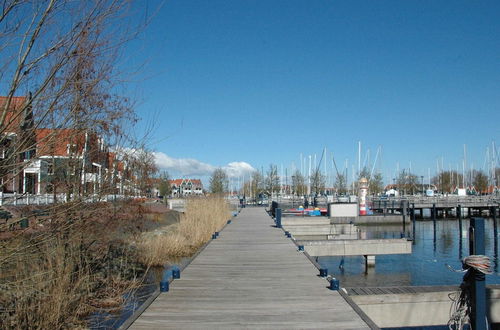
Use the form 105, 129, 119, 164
67, 144, 78, 155
47, 163, 54, 175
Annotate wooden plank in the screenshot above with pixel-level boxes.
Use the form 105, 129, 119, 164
130, 207, 371, 329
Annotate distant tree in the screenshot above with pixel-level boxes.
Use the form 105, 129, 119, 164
291, 170, 306, 196
210, 168, 228, 194
334, 173, 348, 195
369, 172, 384, 195
432, 171, 464, 193
266, 164, 280, 194
158, 171, 172, 198
250, 171, 264, 199
473, 170, 488, 194
310, 169, 325, 195
396, 170, 418, 195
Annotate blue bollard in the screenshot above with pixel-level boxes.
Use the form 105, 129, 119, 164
212, 233, 217, 239
285, 231, 291, 237
329, 278, 340, 290
227, 219, 232, 224
160, 280, 169, 292
319, 268, 328, 277
160, 268, 170, 292
215, 231, 219, 237
172, 266, 180, 279
276, 208, 282, 228
298, 245, 304, 251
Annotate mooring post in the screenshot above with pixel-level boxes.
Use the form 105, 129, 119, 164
160, 268, 170, 292
401, 201, 407, 238
329, 277, 339, 290
276, 208, 282, 228
492, 206, 497, 234
468, 218, 487, 330
411, 203, 416, 243
458, 204, 462, 236
493, 206, 498, 272
319, 268, 328, 277
172, 266, 180, 279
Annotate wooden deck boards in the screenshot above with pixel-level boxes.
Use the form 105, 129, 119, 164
130, 207, 370, 329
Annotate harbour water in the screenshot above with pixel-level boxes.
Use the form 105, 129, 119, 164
318, 218, 500, 287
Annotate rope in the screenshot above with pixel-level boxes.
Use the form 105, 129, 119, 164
447, 255, 492, 329
446, 255, 493, 275
462, 255, 492, 275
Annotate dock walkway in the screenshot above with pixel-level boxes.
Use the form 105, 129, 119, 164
130, 207, 371, 329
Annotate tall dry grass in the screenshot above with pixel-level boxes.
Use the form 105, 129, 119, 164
0, 201, 148, 329
138, 196, 231, 266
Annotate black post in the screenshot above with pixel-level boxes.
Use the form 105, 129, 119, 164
492, 206, 498, 273
468, 218, 487, 330
432, 203, 437, 251
432, 203, 437, 229
276, 208, 282, 228
402, 201, 407, 238
458, 204, 462, 231
458, 204, 463, 259
411, 203, 416, 243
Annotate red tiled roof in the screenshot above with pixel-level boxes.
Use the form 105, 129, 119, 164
0, 96, 27, 133
36, 128, 86, 157
169, 179, 203, 188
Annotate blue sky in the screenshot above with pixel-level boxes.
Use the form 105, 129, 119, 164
125, 0, 499, 186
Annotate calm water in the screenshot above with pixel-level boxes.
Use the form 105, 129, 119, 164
318, 218, 500, 287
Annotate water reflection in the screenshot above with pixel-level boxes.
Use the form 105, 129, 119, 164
318, 218, 500, 287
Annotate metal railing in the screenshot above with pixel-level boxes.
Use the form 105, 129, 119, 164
0, 192, 128, 206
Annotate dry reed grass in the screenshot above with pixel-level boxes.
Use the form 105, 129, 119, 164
0, 201, 149, 329
138, 196, 231, 266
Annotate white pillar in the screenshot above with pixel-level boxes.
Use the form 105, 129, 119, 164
364, 255, 375, 270
37, 171, 41, 195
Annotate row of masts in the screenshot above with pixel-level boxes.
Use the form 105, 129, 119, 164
231, 141, 499, 196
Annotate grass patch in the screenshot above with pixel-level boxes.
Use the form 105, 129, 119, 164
0, 201, 148, 329
138, 196, 230, 266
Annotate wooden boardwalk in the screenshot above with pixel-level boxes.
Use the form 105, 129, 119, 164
130, 207, 372, 329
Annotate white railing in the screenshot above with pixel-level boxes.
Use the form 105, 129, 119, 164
0, 192, 129, 206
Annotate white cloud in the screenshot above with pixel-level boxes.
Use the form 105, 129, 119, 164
223, 162, 256, 178
153, 152, 255, 178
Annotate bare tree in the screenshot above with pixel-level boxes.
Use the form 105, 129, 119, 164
472, 170, 488, 194
250, 170, 264, 200
369, 172, 384, 196
431, 171, 464, 193
397, 170, 418, 195
334, 173, 347, 195
0, 0, 143, 199
210, 168, 228, 194
310, 168, 325, 195
291, 170, 306, 196
266, 164, 280, 195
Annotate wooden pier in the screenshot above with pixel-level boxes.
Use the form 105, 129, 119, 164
129, 207, 372, 329
370, 195, 500, 217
